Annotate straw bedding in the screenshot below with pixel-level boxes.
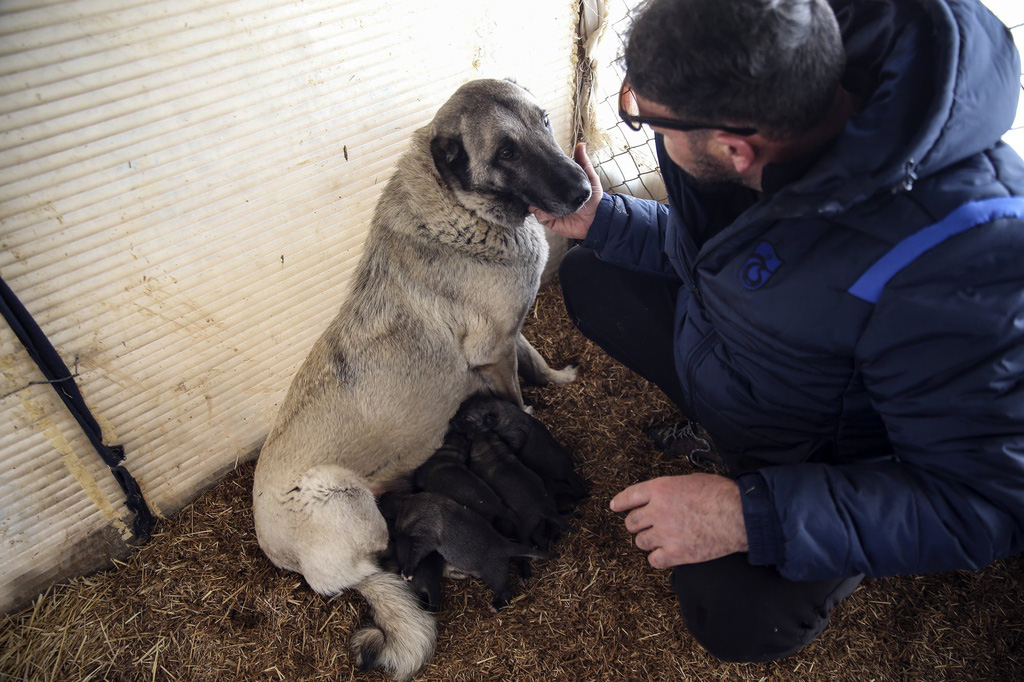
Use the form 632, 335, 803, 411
2, 280, 1023, 681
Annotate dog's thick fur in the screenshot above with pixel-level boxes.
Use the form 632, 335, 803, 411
252, 79, 590, 682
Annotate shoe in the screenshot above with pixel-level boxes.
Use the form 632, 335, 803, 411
644, 419, 721, 469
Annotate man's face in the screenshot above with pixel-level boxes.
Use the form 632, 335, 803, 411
634, 91, 743, 188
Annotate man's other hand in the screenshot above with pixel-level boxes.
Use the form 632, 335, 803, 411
610, 473, 749, 569
531, 142, 603, 240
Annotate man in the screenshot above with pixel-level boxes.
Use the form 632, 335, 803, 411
533, 0, 1024, 663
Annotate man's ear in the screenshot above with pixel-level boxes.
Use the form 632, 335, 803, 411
711, 130, 757, 175
430, 134, 470, 190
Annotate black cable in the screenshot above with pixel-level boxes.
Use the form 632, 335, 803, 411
0, 275, 154, 543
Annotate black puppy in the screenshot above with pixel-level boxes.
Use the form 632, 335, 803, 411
466, 433, 570, 551
387, 492, 554, 610
412, 430, 521, 538
454, 395, 589, 510
377, 492, 444, 612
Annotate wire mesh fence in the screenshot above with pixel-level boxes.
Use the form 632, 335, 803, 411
587, 1, 667, 202
587, 0, 1024, 201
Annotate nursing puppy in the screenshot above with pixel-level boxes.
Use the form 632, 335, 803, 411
413, 430, 520, 537
467, 433, 570, 550
454, 394, 589, 509
378, 493, 445, 612
386, 492, 555, 611
252, 79, 590, 682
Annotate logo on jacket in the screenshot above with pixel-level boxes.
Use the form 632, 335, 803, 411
741, 241, 783, 290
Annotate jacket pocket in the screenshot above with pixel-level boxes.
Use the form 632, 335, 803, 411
685, 328, 796, 458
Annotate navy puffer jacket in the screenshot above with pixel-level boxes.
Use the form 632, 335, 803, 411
583, 0, 1024, 580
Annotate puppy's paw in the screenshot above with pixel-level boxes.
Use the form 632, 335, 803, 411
443, 566, 471, 580
490, 590, 512, 612
522, 405, 535, 415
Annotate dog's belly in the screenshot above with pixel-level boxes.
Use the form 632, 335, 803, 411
263, 353, 481, 481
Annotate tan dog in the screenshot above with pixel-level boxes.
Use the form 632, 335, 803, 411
252, 79, 590, 681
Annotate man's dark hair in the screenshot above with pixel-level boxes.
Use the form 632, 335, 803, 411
624, 0, 846, 138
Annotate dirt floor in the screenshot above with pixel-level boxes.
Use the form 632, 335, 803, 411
3, 279, 1024, 681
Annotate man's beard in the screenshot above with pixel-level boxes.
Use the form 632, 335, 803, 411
677, 147, 745, 192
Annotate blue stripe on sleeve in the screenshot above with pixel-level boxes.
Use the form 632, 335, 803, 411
848, 196, 1024, 303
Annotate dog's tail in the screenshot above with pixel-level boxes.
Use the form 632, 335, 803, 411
351, 570, 436, 682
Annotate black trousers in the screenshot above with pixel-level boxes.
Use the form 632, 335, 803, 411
559, 246, 863, 663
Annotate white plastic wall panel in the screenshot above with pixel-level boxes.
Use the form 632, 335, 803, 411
977, 2, 1023, 153
0, 0, 581, 614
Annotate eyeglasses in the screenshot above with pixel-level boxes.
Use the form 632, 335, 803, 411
618, 80, 758, 136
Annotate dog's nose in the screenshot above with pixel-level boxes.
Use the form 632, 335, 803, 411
569, 188, 592, 210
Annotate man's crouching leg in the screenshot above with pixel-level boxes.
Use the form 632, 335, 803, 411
559, 245, 687, 407
671, 553, 862, 662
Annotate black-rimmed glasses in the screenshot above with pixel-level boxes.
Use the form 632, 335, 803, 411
618, 80, 758, 136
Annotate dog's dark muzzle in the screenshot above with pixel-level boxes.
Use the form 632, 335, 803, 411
525, 157, 592, 217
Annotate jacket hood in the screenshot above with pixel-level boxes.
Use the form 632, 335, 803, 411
767, 0, 1021, 216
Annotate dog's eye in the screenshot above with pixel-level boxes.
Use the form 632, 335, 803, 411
498, 146, 516, 160
542, 113, 551, 129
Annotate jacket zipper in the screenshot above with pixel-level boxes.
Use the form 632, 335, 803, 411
691, 282, 704, 306
684, 326, 719, 409
671, 217, 705, 306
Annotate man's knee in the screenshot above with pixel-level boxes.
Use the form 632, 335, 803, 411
671, 558, 862, 663
680, 599, 828, 663
558, 245, 601, 326
557, 242, 597, 282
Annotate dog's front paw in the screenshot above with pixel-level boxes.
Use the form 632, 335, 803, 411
547, 364, 577, 385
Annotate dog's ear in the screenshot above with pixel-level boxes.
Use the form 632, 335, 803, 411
503, 77, 531, 95
430, 134, 470, 190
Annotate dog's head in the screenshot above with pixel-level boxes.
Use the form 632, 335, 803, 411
429, 79, 592, 226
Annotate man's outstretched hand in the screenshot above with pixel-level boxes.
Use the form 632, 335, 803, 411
531, 142, 603, 240
610, 473, 749, 569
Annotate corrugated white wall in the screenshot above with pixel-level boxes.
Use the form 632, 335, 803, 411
0, 0, 582, 614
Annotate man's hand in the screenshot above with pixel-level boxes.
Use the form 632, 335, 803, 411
531, 142, 603, 240
610, 473, 749, 569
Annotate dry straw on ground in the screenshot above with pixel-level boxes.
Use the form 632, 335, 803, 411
3, 281, 1023, 681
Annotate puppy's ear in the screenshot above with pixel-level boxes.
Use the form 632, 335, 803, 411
430, 134, 470, 190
